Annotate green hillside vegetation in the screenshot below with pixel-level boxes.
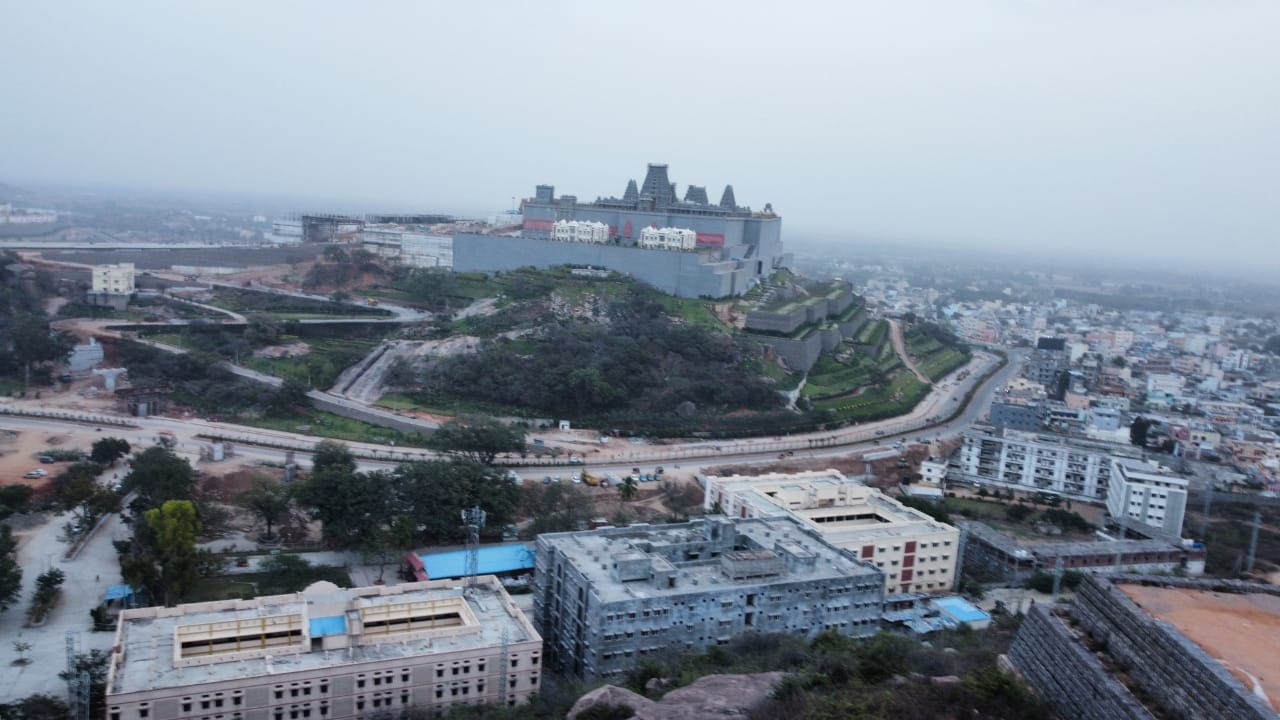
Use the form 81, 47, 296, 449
406, 278, 823, 436
800, 322, 925, 423
905, 323, 971, 382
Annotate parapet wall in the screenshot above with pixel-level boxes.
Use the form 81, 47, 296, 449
1071, 576, 1275, 720
1008, 605, 1154, 720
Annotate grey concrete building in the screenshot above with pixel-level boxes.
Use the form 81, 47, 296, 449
534, 517, 884, 680
454, 163, 790, 298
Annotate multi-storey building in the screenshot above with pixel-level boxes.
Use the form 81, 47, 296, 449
956, 427, 1144, 502
636, 226, 696, 251
105, 578, 542, 720
703, 470, 959, 594
92, 263, 136, 294
1107, 460, 1189, 536
550, 219, 610, 244
534, 516, 883, 680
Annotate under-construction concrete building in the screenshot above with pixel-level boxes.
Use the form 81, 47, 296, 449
104, 578, 541, 720
533, 516, 884, 680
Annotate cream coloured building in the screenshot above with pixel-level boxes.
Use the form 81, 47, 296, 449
637, 226, 696, 251
105, 578, 541, 720
93, 263, 136, 294
703, 470, 959, 594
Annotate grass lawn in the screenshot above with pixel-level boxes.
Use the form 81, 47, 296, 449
760, 360, 803, 392
815, 370, 929, 423
661, 296, 724, 330
242, 408, 433, 448
189, 566, 352, 602
0, 376, 26, 395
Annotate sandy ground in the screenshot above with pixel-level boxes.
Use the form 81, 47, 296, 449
1120, 584, 1280, 711
0, 425, 106, 489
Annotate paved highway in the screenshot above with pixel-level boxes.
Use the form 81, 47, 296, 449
1, 348, 1025, 477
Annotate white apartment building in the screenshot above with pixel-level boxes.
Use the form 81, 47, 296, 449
637, 226, 696, 251
703, 470, 959, 594
105, 578, 542, 720
1107, 460, 1189, 536
550, 219, 609, 244
92, 263, 136, 294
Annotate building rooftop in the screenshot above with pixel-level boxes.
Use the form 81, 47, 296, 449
539, 517, 880, 605
708, 471, 956, 545
107, 578, 537, 697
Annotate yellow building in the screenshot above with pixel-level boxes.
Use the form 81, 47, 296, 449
105, 578, 541, 720
704, 470, 959, 594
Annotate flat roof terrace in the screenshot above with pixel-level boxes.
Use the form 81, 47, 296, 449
108, 579, 536, 696
1119, 583, 1280, 712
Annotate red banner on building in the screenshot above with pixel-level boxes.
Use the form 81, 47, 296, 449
695, 232, 725, 246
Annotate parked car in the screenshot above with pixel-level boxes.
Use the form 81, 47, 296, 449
38, 455, 55, 464
23, 470, 45, 479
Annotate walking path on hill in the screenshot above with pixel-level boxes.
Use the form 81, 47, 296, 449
889, 318, 930, 383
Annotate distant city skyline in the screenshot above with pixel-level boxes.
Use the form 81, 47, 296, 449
2, 2, 1277, 273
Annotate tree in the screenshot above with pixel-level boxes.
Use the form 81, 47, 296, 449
0, 484, 34, 520
521, 483, 595, 536
124, 447, 196, 512
12, 640, 32, 664
295, 468, 394, 549
1005, 504, 1034, 522
0, 694, 70, 720
397, 459, 521, 543
59, 650, 109, 720
311, 440, 356, 476
1130, 416, 1153, 447
0, 524, 21, 612
9, 315, 74, 389
90, 437, 132, 466
1264, 335, 1280, 356
237, 476, 291, 541
619, 476, 639, 502
428, 417, 526, 465
52, 462, 120, 525
144, 500, 202, 605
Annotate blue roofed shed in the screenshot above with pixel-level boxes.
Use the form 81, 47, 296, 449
405, 543, 536, 581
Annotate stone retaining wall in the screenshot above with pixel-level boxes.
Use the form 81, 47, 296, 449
1008, 605, 1154, 720
1071, 575, 1275, 720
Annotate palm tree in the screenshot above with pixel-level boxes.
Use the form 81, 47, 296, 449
619, 477, 638, 502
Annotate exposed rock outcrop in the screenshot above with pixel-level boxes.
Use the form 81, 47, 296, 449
567, 672, 788, 720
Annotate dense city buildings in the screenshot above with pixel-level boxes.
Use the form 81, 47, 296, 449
533, 516, 884, 680
453, 163, 790, 298
702, 470, 959, 594
105, 579, 542, 720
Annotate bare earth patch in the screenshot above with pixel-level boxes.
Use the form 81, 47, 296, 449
1120, 583, 1280, 711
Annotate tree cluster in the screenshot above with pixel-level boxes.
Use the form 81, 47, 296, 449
422, 285, 781, 419
114, 446, 213, 606
119, 339, 306, 416
293, 442, 521, 555
27, 568, 65, 623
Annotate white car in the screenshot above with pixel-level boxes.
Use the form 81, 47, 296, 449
24, 469, 47, 479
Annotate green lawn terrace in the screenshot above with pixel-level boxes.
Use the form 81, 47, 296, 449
904, 325, 972, 382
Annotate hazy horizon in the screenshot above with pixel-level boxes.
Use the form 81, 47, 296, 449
2, 2, 1277, 273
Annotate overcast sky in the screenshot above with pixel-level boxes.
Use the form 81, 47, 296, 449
2, 1, 1277, 271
